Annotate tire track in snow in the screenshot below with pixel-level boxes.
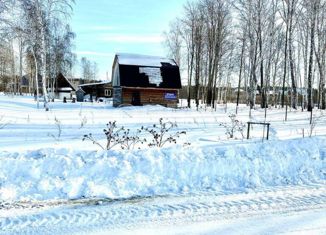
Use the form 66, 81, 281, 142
0, 184, 325, 234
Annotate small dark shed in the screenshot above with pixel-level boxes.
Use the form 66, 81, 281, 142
76, 88, 86, 102
78, 81, 112, 101
111, 53, 182, 107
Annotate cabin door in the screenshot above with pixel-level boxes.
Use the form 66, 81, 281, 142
131, 91, 141, 106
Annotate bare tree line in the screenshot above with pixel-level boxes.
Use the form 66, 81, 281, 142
0, 0, 98, 110
80, 57, 98, 82
164, 0, 326, 112
0, 0, 76, 110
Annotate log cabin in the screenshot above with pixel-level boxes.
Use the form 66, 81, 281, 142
111, 53, 182, 108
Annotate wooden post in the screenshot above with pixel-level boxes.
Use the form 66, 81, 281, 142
266, 123, 270, 140
247, 122, 251, 139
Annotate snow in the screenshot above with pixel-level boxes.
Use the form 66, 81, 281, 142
0, 137, 325, 202
79, 81, 110, 87
139, 67, 162, 86
104, 209, 326, 235
1, 184, 325, 234
57, 87, 73, 91
131, 211, 326, 235
116, 53, 177, 67
0, 94, 325, 234
1, 95, 326, 152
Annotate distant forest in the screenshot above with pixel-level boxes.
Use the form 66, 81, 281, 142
164, 0, 326, 111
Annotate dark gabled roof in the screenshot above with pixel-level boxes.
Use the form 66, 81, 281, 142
54, 73, 76, 91
113, 53, 182, 89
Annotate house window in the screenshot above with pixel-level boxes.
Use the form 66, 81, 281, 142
105, 89, 111, 97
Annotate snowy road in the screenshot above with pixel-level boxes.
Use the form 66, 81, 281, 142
1, 184, 325, 235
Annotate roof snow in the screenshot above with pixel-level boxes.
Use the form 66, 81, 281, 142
79, 81, 111, 87
116, 53, 177, 67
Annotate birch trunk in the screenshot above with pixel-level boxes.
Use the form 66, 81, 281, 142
32, 48, 39, 109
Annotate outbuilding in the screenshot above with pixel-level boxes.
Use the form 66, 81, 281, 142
78, 81, 112, 102
76, 88, 86, 102
111, 53, 182, 107
50, 73, 76, 100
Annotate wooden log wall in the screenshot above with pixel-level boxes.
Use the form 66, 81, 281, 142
121, 87, 179, 108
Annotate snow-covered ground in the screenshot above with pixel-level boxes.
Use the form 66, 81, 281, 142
0, 94, 325, 234
1, 184, 325, 234
0, 137, 325, 202
1, 94, 326, 152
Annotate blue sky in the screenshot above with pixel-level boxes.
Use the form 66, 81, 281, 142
71, 0, 188, 80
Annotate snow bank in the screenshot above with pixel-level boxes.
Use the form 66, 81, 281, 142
0, 137, 325, 202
